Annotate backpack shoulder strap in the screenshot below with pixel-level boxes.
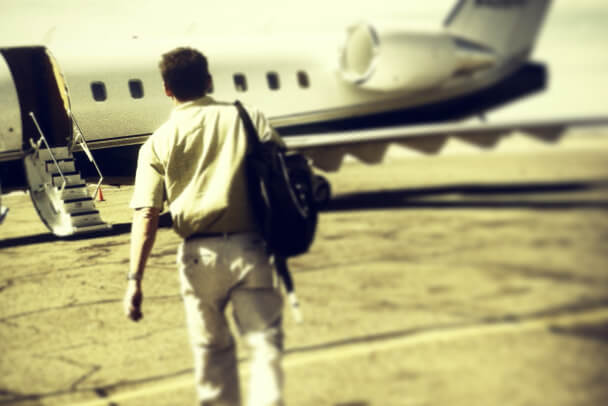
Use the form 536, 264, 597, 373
234, 100, 261, 150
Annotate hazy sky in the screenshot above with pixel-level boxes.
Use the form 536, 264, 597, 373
1, 1, 453, 42
1, 1, 607, 120
0, 1, 605, 42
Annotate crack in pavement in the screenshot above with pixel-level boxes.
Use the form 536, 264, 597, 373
49, 356, 103, 390
32, 339, 102, 358
0, 368, 193, 405
0, 279, 14, 294
3, 300, 608, 405
487, 262, 608, 286
0, 261, 130, 294
128, 325, 185, 341
0, 295, 180, 322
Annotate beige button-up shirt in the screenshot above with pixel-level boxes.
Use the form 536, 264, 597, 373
130, 96, 282, 238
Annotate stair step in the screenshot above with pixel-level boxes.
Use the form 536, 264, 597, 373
52, 173, 83, 187
70, 210, 103, 227
70, 210, 99, 217
64, 198, 96, 214
38, 147, 72, 161
60, 185, 89, 200
73, 222, 112, 234
46, 159, 75, 174
64, 197, 93, 204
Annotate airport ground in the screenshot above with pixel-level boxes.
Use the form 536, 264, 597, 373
1, 129, 608, 406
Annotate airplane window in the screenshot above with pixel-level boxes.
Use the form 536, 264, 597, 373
267, 72, 280, 90
233, 74, 247, 92
297, 71, 310, 88
128, 79, 144, 99
91, 82, 107, 102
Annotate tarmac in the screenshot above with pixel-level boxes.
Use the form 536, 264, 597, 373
1, 129, 608, 405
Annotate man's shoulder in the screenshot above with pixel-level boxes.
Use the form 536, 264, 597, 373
209, 99, 235, 109
210, 98, 264, 117
141, 118, 177, 159
154, 117, 177, 135
148, 118, 178, 145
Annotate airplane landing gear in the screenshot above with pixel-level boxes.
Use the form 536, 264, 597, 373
312, 174, 331, 208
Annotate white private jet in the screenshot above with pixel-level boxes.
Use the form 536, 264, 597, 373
0, 0, 606, 236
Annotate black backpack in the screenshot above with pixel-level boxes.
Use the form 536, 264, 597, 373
235, 101, 318, 257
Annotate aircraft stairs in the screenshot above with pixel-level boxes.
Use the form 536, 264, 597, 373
23, 115, 111, 237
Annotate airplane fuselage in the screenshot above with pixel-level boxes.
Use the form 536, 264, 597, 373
0, 26, 546, 189
56, 28, 515, 143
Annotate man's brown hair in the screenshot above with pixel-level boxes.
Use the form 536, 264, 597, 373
159, 47, 210, 101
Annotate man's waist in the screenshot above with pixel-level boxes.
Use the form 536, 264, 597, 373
185, 230, 258, 242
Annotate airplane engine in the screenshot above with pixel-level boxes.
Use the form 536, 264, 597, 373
339, 22, 496, 93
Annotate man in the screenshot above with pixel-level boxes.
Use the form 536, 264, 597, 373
123, 47, 285, 406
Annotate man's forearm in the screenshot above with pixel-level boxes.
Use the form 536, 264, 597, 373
129, 207, 160, 279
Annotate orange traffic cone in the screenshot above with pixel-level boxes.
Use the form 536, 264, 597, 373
96, 186, 105, 202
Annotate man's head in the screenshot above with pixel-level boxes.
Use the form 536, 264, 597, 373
159, 47, 211, 102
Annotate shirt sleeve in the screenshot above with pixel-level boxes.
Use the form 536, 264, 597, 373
129, 138, 165, 210
253, 108, 286, 148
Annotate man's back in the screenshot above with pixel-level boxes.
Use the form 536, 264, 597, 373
131, 96, 279, 238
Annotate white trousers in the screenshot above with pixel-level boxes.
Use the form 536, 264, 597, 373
178, 232, 284, 406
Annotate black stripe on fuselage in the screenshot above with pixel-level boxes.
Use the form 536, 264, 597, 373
1, 62, 546, 191
278, 62, 547, 135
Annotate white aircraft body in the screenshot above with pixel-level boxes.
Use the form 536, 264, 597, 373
0, 0, 606, 236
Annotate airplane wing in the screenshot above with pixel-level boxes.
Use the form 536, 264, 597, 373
285, 116, 608, 172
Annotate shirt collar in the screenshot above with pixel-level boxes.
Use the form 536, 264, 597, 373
173, 95, 215, 112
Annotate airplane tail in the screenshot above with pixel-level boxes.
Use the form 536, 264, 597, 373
444, 0, 552, 58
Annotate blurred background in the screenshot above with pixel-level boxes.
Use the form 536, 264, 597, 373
1, 1, 607, 121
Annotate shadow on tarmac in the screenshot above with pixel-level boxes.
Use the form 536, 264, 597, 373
283, 297, 608, 360
324, 179, 608, 212
0, 388, 43, 406
1, 180, 608, 249
0, 368, 192, 406
0, 212, 173, 249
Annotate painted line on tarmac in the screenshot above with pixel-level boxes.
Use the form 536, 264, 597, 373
70, 307, 608, 406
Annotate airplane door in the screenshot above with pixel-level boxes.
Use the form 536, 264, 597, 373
0, 53, 22, 154
0, 46, 73, 150
0, 47, 110, 236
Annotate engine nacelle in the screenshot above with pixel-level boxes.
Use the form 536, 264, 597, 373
339, 22, 497, 93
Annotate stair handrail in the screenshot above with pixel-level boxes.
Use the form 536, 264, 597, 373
28, 112, 67, 193
72, 115, 104, 200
